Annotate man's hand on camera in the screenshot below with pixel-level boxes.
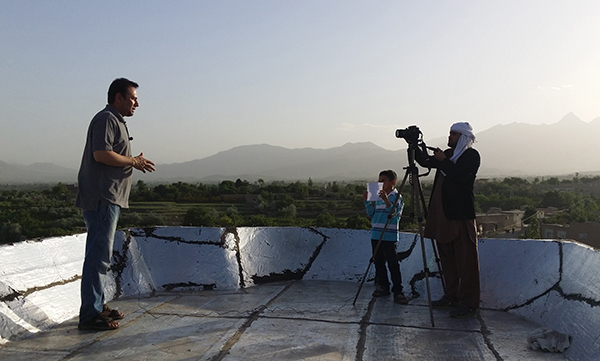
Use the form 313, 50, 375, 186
433, 148, 446, 161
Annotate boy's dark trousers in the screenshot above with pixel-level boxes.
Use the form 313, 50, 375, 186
371, 239, 403, 294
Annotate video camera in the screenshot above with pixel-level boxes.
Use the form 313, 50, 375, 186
395, 125, 422, 144
395, 125, 436, 167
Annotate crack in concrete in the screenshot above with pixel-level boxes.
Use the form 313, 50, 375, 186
406, 235, 442, 299
0, 290, 20, 302
477, 312, 504, 361
252, 269, 306, 284
397, 233, 419, 261
355, 297, 376, 361
130, 227, 224, 246
113, 228, 230, 294
251, 227, 329, 285
209, 282, 293, 361
0, 275, 80, 302
110, 230, 133, 299
398, 233, 444, 299
113, 228, 599, 324
121, 227, 332, 292
408, 270, 443, 299
503, 242, 600, 311
131, 227, 158, 238
161, 282, 216, 291
222, 227, 245, 288
300, 227, 330, 273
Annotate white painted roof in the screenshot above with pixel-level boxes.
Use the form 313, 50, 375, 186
1, 227, 598, 360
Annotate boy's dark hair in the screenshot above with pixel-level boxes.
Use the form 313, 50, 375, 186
379, 169, 397, 181
107, 78, 139, 104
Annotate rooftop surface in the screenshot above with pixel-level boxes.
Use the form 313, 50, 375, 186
0, 280, 566, 361
1, 227, 598, 360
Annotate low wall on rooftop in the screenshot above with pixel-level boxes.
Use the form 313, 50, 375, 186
1, 227, 599, 360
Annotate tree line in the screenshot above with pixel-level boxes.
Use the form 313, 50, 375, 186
1, 175, 599, 244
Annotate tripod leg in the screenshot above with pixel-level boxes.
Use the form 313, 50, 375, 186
415, 200, 434, 326
414, 173, 446, 294
352, 258, 373, 306
408, 147, 435, 327
430, 238, 446, 294
353, 226, 389, 305
417, 224, 435, 327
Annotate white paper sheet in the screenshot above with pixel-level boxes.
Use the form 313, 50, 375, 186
367, 182, 383, 201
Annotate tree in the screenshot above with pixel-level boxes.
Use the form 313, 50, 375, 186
288, 181, 309, 198
540, 191, 577, 208
502, 177, 529, 187
523, 217, 541, 239
0, 222, 23, 243
183, 207, 217, 226
277, 204, 297, 218
218, 180, 237, 194
345, 214, 371, 230
244, 214, 273, 227
315, 212, 337, 228
522, 206, 537, 225
234, 179, 252, 193
330, 182, 340, 193
131, 180, 154, 201
153, 184, 179, 201
50, 183, 70, 198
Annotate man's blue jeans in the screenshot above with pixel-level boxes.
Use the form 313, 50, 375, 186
79, 203, 120, 324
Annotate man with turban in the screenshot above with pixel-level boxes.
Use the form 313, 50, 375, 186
417, 122, 481, 318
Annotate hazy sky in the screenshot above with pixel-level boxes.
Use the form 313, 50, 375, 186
2, 1, 599, 167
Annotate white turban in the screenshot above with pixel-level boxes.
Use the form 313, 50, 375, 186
449, 122, 476, 163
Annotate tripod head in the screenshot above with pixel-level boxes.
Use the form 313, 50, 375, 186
395, 125, 431, 178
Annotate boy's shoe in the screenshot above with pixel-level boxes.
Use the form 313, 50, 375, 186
449, 304, 478, 319
372, 286, 390, 297
431, 296, 455, 309
393, 293, 409, 305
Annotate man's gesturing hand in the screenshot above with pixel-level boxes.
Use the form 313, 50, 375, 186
132, 153, 156, 173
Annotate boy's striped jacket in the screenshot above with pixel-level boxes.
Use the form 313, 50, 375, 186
364, 189, 404, 242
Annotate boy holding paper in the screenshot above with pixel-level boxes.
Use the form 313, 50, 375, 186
362, 170, 407, 304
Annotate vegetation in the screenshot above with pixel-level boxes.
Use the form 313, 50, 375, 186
1, 174, 600, 244
0, 183, 84, 243
474, 175, 600, 224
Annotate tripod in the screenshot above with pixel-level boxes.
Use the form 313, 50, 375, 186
352, 142, 444, 327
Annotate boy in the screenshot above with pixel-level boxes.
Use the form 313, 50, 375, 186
362, 170, 407, 304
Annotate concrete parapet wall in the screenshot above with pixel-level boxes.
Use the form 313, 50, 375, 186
1, 227, 598, 360
479, 238, 600, 360
0, 234, 86, 343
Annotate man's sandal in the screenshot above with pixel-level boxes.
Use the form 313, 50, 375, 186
78, 313, 119, 331
102, 304, 124, 320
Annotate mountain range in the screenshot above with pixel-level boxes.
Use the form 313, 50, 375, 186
1, 113, 599, 184
0, 161, 79, 185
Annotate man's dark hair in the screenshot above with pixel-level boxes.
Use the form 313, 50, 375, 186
379, 169, 397, 181
107, 78, 139, 104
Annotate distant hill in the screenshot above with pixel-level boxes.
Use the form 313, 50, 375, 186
0, 160, 77, 184
134, 112, 600, 182
1, 113, 599, 184
134, 142, 409, 183
474, 113, 600, 176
